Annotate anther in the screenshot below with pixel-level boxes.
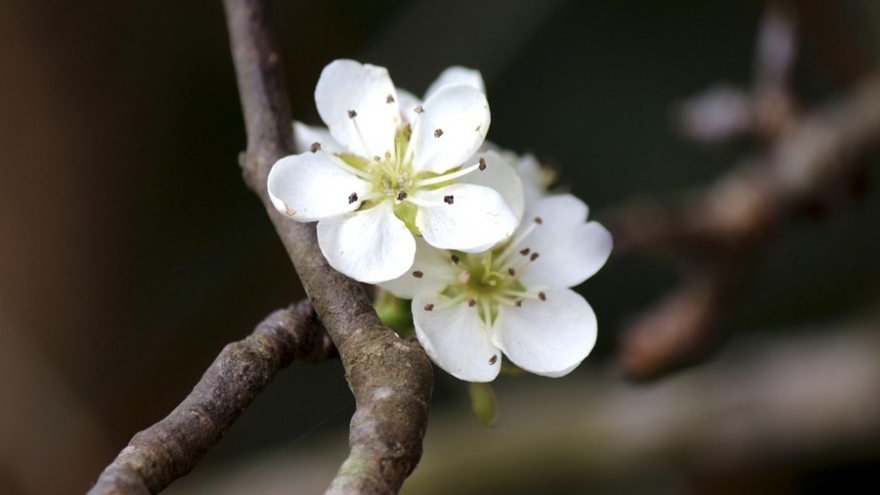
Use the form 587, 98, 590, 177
530, 252, 540, 261
450, 254, 460, 264
538, 292, 546, 301
424, 303, 434, 311
386, 94, 395, 103
489, 355, 498, 365
444, 195, 454, 205
478, 157, 486, 171
348, 192, 358, 204
412, 270, 423, 278
309, 142, 321, 153
347, 109, 357, 119
397, 191, 408, 201
373, 156, 381, 162
515, 300, 523, 307
468, 299, 477, 307
414, 105, 424, 114
534, 216, 543, 224
520, 248, 531, 256
434, 128, 444, 138
508, 268, 516, 276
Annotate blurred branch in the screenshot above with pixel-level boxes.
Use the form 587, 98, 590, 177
87, 303, 336, 495
608, 4, 880, 380
222, 1, 433, 494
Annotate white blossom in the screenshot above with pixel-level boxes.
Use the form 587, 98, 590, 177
268, 60, 521, 283
380, 194, 613, 382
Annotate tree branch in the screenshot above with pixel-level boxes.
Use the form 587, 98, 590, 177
87, 302, 337, 495
222, 1, 434, 494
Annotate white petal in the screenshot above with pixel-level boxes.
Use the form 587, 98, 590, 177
293, 121, 345, 154
424, 66, 486, 100
493, 288, 597, 377
517, 195, 613, 288
395, 88, 423, 126
415, 184, 517, 252
457, 150, 525, 223
514, 153, 549, 208
378, 237, 456, 299
410, 85, 490, 174
268, 153, 371, 222
316, 201, 415, 284
412, 292, 501, 382
315, 60, 400, 158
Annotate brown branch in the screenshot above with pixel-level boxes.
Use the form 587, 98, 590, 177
87, 302, 337, 495
608, 4, 880, 380
222, 1, 434, 494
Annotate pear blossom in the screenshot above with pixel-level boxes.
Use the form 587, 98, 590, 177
269, 60, 521, 284
380, 194, 613, 382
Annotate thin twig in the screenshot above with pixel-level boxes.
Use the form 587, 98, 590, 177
87, 302, 336, 495
222, 0, 434, 494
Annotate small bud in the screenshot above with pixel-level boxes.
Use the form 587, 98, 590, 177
424, 303, 434, 311
444, 195, 454, 205
348, 192, 358, 204
478, 157, 486, 171
347, 109, 357, 118
412, 270, 423, 278
397, 191, 408, 201
434, 128, 444, 138
309, 142, 321, 153
386, 94, 395, 103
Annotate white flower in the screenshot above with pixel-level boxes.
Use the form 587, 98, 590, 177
380, 194, 613, 382
269, 60, 521, 284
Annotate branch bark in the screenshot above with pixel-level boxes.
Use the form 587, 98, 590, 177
87, 303, 336, 495
222, 1, 434, 494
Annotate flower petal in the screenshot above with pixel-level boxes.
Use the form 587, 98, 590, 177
410, 85, 490, 174
315, 60, 400, 158
457, 150, 525, 223
414, 183, 517, 252
395, 88, 423, 126
517, 194, 613, 288
493, 288, 597, 377
268, 153, 371, 222
316, 201, 415, 284
378, 237, 456, 299
412, 292, 502, 382
424, 66, 486, 100
293, 121, 344, 154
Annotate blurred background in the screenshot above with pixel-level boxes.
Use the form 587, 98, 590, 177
1, 0, 879, 494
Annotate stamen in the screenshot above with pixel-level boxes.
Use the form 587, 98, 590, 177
508, 268, 516, 276
397, 191, 408, 201
413, 161, 484, 187
433, 128, 444, 138
530, 252, 540, 261
348, 192, 358, 204
468, 299, 477, 307
412, 270, 423, 278
424, 303, 434, 311
450, 254, 460, 264
309, 142, 321, 153
520, 248, 530, 256
386, 94, 395, 103
414, 105, 424, 114
347, 109, 357, 118
330, 158, 372, 181
347, 109, 374, 157
538, 291, 546, 301
534, 216, 543, 224
444, 195, 454, 205
478, 157, 486, 171
373, 156, 381, 162
489, 355, 498, 365
515, 300, 523, 307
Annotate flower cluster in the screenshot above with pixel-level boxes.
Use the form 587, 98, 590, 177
269, 60, 612, 382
